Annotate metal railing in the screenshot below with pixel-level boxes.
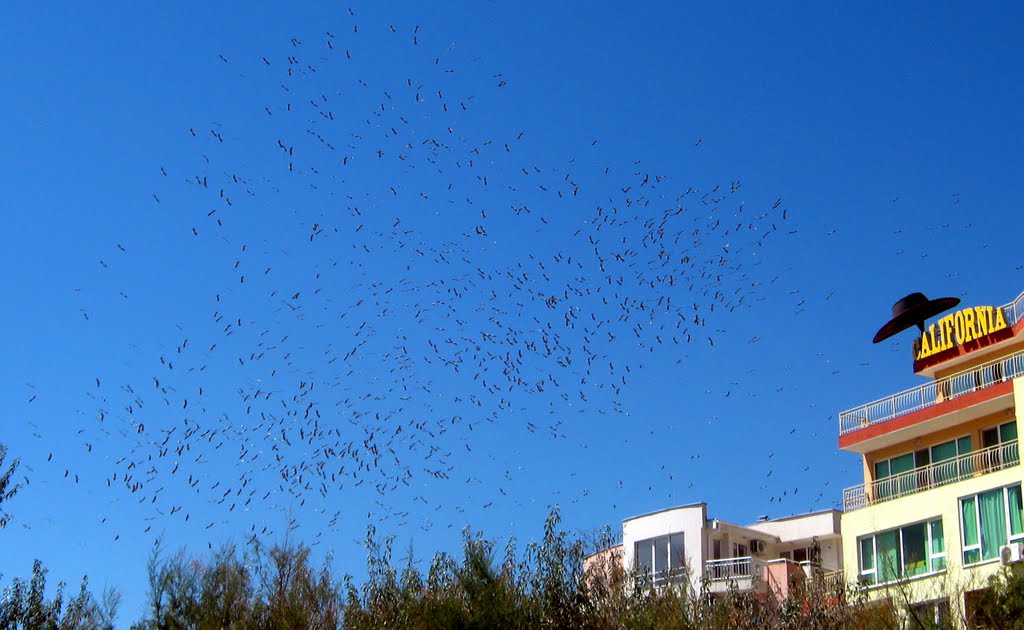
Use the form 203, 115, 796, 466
843, 441, 1019, 512
1005, 290, 1024, 331
839, 350, 1024, 436
705, 557, 765, 581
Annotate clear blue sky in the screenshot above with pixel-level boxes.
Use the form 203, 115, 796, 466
1, 1, 1022, 624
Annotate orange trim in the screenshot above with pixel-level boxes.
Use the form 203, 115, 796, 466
838, 381, 1013, 449
913, 318, 1024, 373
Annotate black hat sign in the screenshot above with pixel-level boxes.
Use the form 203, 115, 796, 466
873, 292, 961, 344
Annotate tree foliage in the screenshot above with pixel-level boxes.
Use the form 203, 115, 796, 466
0, 443, 23, 529
132, 537, 342, 630
0, 559, 119, 630
13, 504, 1024, 628
967, 565, 1024, 629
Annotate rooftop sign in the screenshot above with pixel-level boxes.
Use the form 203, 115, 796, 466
914, 305, 1008, 361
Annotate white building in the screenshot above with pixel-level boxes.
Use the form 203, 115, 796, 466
589, 502, 843, 599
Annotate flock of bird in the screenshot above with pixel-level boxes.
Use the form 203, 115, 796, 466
35, 10, 803, 546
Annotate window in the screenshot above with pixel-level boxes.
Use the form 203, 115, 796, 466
982, 421, 1017, 448
858, 518, 945, 585
961, 484, 1024, 564
910, 598, 950, 627
635, 533, 685, 586
981, 422, 1019, 471
874, 436, 972, 497
932, 436, 974, 482
782, 545, 818, 564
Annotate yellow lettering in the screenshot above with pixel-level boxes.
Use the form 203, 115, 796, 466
954, 311, 967, 345
975, 306, 990, 337
917, 331, 932, 360
994, 307, 1007, 331
942, 315, 955, 350
963, 308, 976, 343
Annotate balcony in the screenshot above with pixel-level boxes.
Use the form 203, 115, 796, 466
704, 557, 766, 593
843, 440, 1019, 512
635, 567, 687, 588
838, 350, 1024, 437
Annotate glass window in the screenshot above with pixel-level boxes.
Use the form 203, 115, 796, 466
875, 436, 973, 494
1000, 421, 1018, 443
931, 440, 957, 462
634, 533, 685, 586
958, 436, 973, 453
1010, 486, 1024, 538
962, 496, 980, 565
670, 533, 685, 569
961, 485, 1023, 565
635, 539, 654, 573
654, 539, 668, 574
958, 436, 975, 476
901, 523, 928, 576
859, 537, 875, 585
980, 488, 1007, 561
930, 520, 946, 571
890, 453, 915, 475
858, 518, 945, 585
876, 530, 899, 582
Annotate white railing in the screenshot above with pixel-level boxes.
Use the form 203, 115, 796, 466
649, 567, 686, 587
705, 557, 765, 581
1005, 289, 1024, 331
843, 441, 1019, 512
839, 350, 1024, 436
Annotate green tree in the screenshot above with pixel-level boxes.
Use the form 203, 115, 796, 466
0, 443, 23, 529
0, 559, 119, 630
133, 537, 343, 630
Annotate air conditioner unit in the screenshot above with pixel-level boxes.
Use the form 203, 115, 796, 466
1000, 542, 1024, 565
750, 540, 767, 555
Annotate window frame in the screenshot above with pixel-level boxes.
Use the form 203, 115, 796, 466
857, 517, 945, 586
634, 532, 686, 586
875, 435, 972, 482
960, 483, 1024, 566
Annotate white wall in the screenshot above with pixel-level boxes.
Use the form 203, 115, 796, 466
748, 510, 841, 543
623, 503, 708, 586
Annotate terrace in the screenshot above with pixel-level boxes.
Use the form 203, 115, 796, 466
703, 558, 843, 595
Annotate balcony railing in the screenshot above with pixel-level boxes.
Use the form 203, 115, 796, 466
636, 567, 687, 587
1005, 289, 1024, 331
839, 350, 1024, 436
843, 441, 1019, 511
705, 557, 765, 582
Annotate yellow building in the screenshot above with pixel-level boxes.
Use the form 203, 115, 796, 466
839, 289, 1024, 625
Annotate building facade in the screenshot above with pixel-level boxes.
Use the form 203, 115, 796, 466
839, 289, 1024, 624
588, 502, 842, 599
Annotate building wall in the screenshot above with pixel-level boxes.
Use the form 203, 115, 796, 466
841, 376, 1024, 615
622, 504, 707, 585
748, 511, 844, 571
